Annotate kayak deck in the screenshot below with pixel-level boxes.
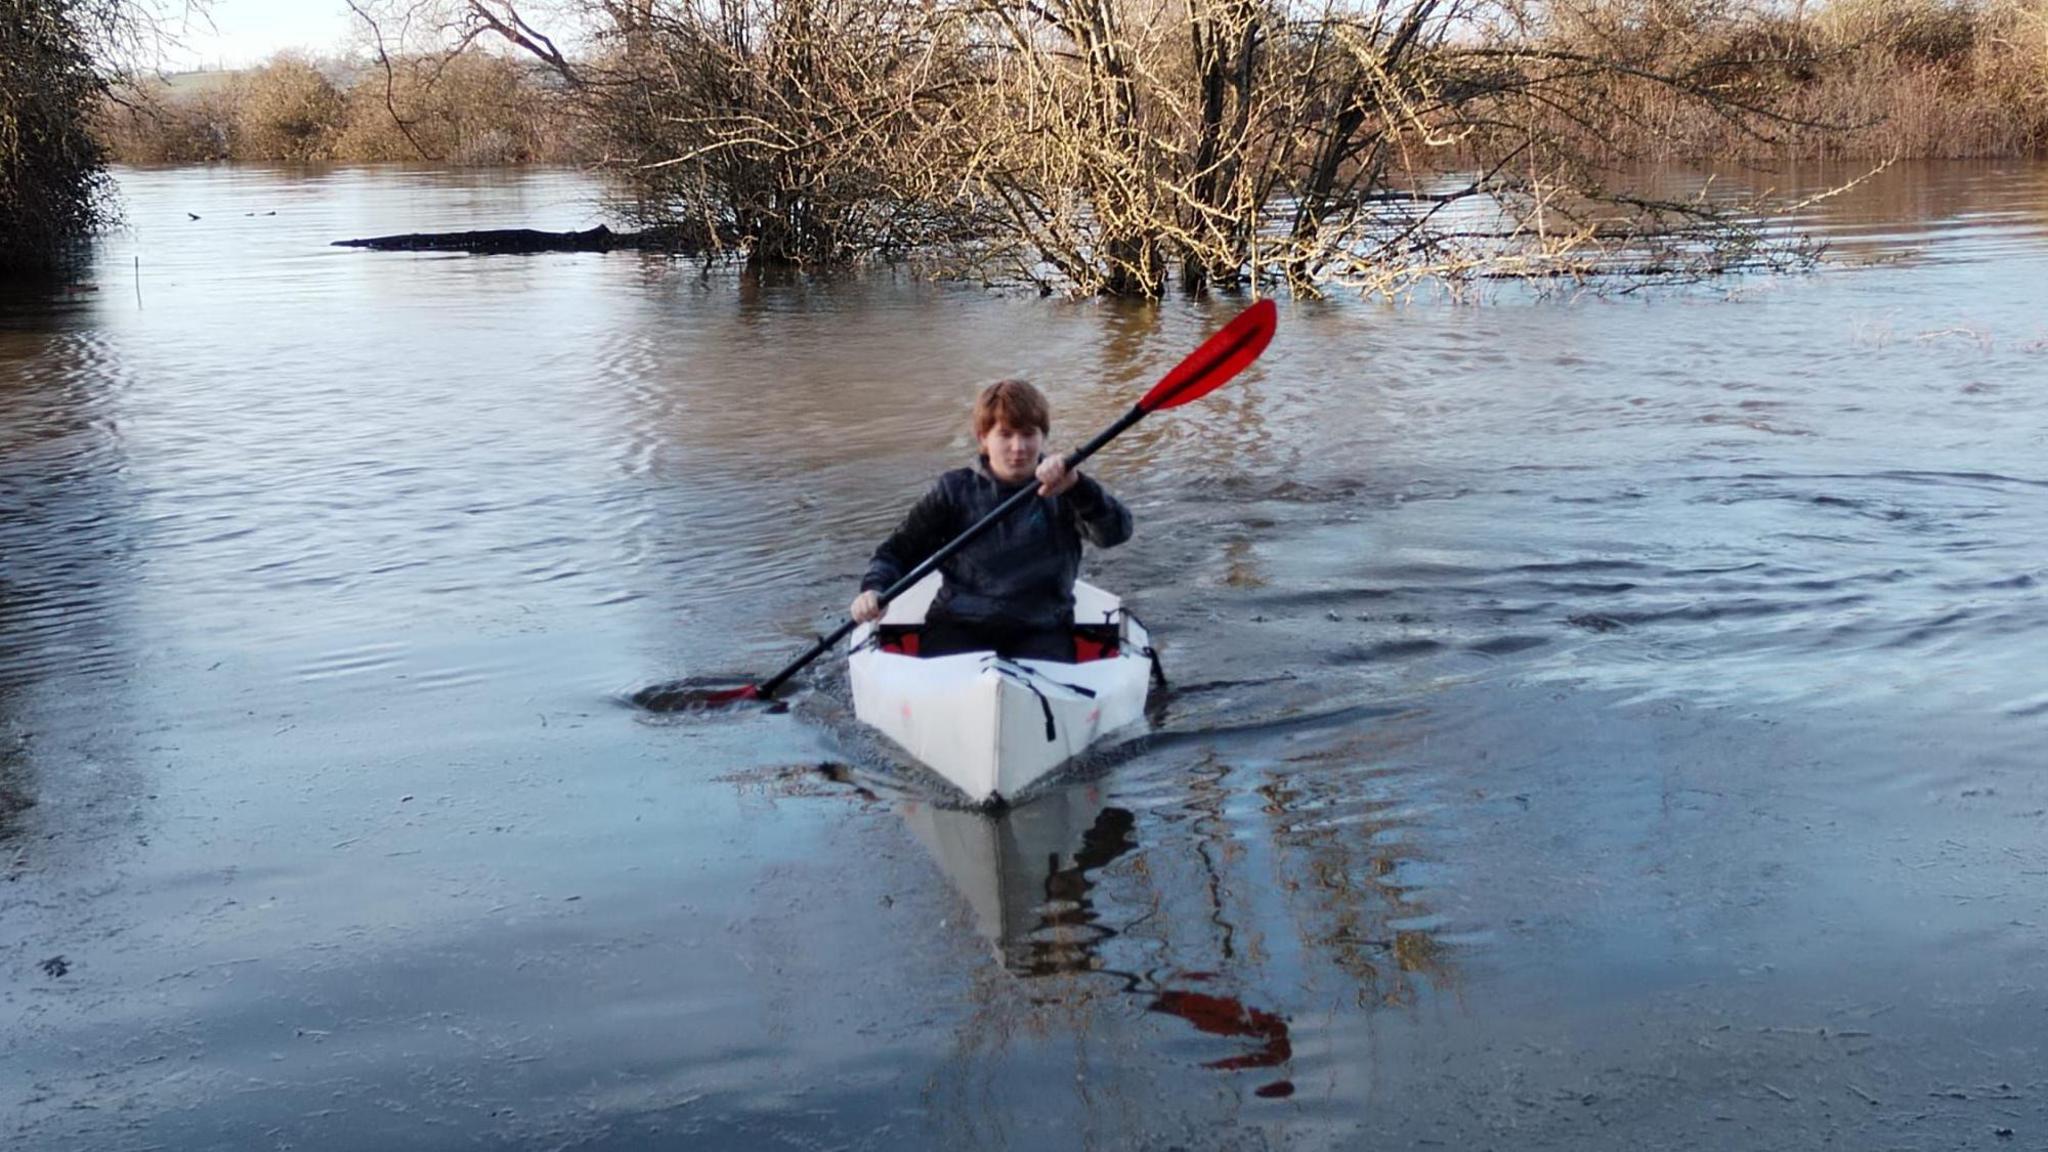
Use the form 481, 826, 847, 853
848, 575, 1154, 805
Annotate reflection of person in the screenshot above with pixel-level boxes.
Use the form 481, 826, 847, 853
849, 379, 1132, 662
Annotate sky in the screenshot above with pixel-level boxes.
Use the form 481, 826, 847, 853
162, 1, 363, 71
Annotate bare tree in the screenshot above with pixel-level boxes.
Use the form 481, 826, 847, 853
943, 0, 1842, 297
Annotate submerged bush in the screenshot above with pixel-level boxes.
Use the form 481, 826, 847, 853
97, 76, 236, 163
333, 53, 576, 164
232, 55, 344, 162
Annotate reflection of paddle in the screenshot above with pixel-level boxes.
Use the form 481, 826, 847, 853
682, 299, 1279, 707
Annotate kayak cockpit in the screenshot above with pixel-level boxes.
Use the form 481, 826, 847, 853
871, 622, 1125, 663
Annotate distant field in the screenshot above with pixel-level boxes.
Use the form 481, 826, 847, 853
150, 65, 368, 95
155, 69, 239, 95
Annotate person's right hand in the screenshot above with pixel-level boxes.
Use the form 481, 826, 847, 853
850, 590, 883, 623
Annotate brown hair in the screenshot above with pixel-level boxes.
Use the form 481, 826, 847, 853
973, 378, 1051, 438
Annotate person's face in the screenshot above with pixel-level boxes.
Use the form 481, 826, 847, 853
980, 420, 1045, 484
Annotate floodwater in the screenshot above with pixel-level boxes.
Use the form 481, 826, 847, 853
3, 162, 2046, 1150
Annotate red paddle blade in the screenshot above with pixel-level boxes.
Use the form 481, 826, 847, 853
630, 679, 763, 710
1138, 299, 1278, 413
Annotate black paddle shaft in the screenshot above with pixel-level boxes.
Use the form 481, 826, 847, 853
753, 403, 1148, 700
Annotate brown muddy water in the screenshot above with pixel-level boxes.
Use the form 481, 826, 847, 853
3, 162, 2047, 1150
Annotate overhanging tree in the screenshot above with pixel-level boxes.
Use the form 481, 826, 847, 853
1, 0, 113, 275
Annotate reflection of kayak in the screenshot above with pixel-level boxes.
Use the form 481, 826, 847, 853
901, 787, 1293, 1089
849, 572, 1155, 806
898, 782, 1134, 973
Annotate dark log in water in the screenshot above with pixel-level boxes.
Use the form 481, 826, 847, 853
332, 224, 695, 254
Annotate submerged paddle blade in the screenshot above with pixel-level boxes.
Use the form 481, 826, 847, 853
632, 678, 761, 711
1138, 299, 1277, 413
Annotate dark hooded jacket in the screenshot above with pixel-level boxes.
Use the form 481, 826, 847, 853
861, 457, 1133, 631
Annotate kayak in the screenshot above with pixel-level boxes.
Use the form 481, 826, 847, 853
849, 572, 1155, 806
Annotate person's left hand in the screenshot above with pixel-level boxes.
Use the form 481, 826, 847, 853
1036, 455, 1079, 497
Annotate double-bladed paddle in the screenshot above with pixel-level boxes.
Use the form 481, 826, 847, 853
700, 298, 1278, 706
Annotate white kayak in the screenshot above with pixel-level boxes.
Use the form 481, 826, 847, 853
849, 572, 1155, 806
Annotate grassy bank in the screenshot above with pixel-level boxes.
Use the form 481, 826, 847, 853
1550, 0, 2048, 161
98, 53, 587, 165
96, 1, 2048, 169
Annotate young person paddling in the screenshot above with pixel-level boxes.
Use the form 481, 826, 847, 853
849, 379, 1133, 663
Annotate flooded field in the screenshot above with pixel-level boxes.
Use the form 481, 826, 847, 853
3, 162, 2046, 1149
